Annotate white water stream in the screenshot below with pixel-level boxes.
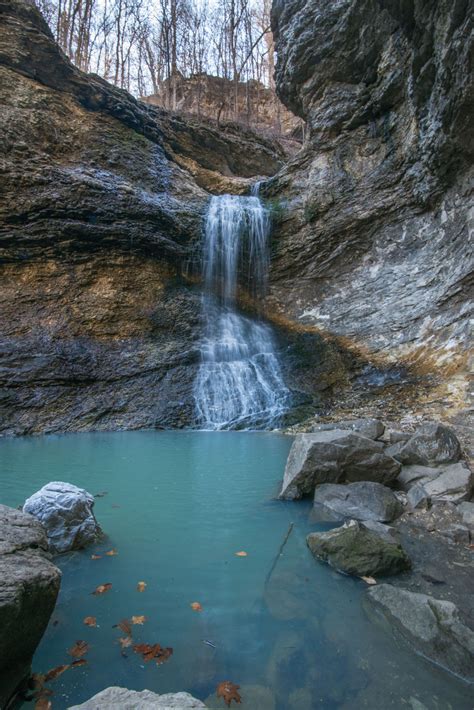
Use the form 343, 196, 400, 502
194, 194, 290, 429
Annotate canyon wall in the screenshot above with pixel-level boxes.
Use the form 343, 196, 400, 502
265, 0, 473, 415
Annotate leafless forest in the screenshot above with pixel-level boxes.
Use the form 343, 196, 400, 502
36, 0, 279, 126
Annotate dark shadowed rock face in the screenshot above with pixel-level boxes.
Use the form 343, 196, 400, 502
0, 504, 61, 706
266, 0, 473, 413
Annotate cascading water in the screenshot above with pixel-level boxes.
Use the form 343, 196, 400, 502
194, 193, 290, 430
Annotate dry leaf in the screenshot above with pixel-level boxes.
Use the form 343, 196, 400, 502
113, 619, 132, 636
35, 698, 52, 710
92, 582, 112, 595
131, 615, 147, 625
83, 616, 97, 627
90, 554, 102, 560
190, 602, 203, 612
361, 576, 377, 585
216, 681, 242, 707
43, 664, 70, 683
118, 636, 133, 653
68, 640, 90, 658
71, 659, 88, 669
235, 551, 247, 557
137, 581, 147, 592
105, 549, 118, 556
133, 643, 173, 665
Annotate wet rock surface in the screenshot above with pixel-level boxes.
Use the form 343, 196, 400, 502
307, 520, 411, 578
68, 687, 208, 709
366, 585, 474, 682
23, 482, 102, 554
0, 504, 61, 707
279, 430, 401, 499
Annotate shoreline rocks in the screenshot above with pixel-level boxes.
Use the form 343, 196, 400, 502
365, 585, 474, 682
307, 520, 411, 578
0, 504, 61, 707
279, 430, 401, 500
68, 687, 208, 709
312, 481, 404, 523
23, 482, 102, 554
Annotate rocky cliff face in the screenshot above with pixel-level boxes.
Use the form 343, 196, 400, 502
266, 0, 473, 418
0, 0, 290, 435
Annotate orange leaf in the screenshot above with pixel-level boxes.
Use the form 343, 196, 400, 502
90, 554, 102, 560
235, 551, 247, 557
216, 680, 242, 707
190, 602, 203, 612
137, 581, 147, 592
131, 615, 147, 625
43, 664, 70, 682
83, 616, 97, 627
105, 549, 118, 556
92, 582, 112, 595
68, 640, 90, 658
71, 659, 88, 669
118, 636, 133, 650
35, 698, 52, 710
133, 643, 173, 665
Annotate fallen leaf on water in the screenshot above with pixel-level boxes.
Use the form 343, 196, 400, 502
71, 659, 88, 669
35, 698, 52, 710
216, 680, 242, 707
118, 636, 133, 654
83, 616, 97, 627
137, 581, 147, 592
68, 640, 90, 658
105, 549, 118, 556
113, 619, 132, 636
131, 615, 147, 625
361, 576, 377, 585
90, 554, 102, 560
235, 551, 247, 557
133, 643, 173, 665
43, 665, 70, 683
190, 602, 203, 612
92, 583, 112, 595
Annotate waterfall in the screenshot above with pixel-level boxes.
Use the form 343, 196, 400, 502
194, 193, 290, 430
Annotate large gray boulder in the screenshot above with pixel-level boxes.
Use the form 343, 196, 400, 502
306, 520, 411, 577
387, 422, 461, 466
458, 502, 474, 533
0, 504, 61, 707
280, 430, 401, 500
23, 482, 102, 554
366, 585, 474, 682
312, 481, 404, 523
68, 687, 207, 709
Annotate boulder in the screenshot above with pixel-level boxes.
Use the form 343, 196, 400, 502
387, 423, 461, 466
0, 504, 61, 707
68, 687, 207, 709
310, 418, 385, 440
423, 463, 473, 503
312, 481, 404, 522
306, 520, 411, 577
23, 482, 102, 554
280, 431, 401, 500
407, 483, 430, 510
366, 585, 474, 682
398, 465, 439, 490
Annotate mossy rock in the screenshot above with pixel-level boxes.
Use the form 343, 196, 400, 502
307, 520, 411, 577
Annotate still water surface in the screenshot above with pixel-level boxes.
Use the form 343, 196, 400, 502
1, 431, 471, 709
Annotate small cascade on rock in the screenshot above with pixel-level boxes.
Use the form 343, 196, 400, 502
194, 193, 290, 430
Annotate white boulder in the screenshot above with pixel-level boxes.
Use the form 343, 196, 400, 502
23, 481, 101, 554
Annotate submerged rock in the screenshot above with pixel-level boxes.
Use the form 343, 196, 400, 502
307, 520, 411, 577
366, 584, 474, 682
0, 504, 61, 707
387, 423, 462, 466
313, 481, 404, 522
68, 687, 207, 709
23, 482, 102, 554
280, 431, 401, 499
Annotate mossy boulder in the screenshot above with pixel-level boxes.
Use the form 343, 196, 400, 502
307, 520, 411, 577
